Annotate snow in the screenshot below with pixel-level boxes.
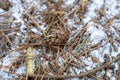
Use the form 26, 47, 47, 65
20, 21, 26, 32
110, 76, 116, 80
87, 22, 107, 44
38, 4, 47, 12
1, 51, 19, 67
0, 9, 5, 13
105, 0, 120, 17
0, 0, 120, 79
16, 66, 26, 74
96, 70, 105, 77
91, 49, 105, 63
10, 0, 24, 20
83, 0, 104, 23
67, 19, 75, 26
31, 27, 38, 33
0, 71, 17, 79
82, 57, 97, 70
106, 69, 112, 77
64, 0, 75, 6
58, 57, 64, 66
111, 49, 120, 57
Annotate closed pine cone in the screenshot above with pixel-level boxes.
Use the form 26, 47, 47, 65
41, 27, 70, 46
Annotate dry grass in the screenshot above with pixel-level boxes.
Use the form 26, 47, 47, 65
0, 0, 120, 80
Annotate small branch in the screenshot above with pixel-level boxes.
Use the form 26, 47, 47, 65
0, 46, 27, 59
22, 55, 120, 79
0, 28, 19, 32
0, 42, 43, 58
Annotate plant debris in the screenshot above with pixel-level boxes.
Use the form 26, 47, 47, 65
0, 0, 120, 80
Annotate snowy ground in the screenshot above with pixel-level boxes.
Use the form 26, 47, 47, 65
0, 0, 120, 80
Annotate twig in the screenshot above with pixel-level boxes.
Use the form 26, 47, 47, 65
24, 13, 43, 33
43, 16, 55, 35
30, 17, 43, 33
23, 55, 120, 79
1, 32, 13, 46
0, 46, 27, 59
0, 28, 19, 32
0, 42, 43, 59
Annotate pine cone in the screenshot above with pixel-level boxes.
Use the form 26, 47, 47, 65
41, 27, 70, 46
0, 0, 12, 11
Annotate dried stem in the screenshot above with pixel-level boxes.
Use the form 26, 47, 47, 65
23, 55, 120, 79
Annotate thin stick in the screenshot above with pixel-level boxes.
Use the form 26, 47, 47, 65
23, 55, 120, 79
0, 28, 19, 32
